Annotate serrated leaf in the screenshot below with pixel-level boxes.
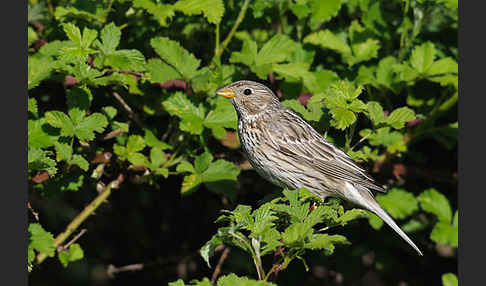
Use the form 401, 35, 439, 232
28, 147, 57, 176
195, 152, 214, 174
367, 101, 386, 125
430, 221, 458, 247
330, 107, 356, 130
427, 57, 458, 76
58, 243, 84, 268
181, 173, 203, 194
368, 212, 384, 229
127, 152, 149, 166
126, 135, 146, 154
28, 98, 38, 117
176, 161, 195, 173
365, 127, 407, 153
104, 49, 146, 72
282, 222, 312, 247
74, 113, 108, 141
200, 234, 223, 267
173, 0, 224, 24
348, 38, 380, 66
150, 37, 200, 79
28, 55, 53, 90
45, 111, 75, 137
63, 23, 82, 46
417, 188, 452, 222
386, 107, 416, 129
442, 273, 458, 286
410, 42, 436, 74
376, 188, 418, 219
70, 154, 89, 171
204, 97, 238, 138
201, 160, 240, 182
229, 38, 258, 67
162, 92, 205, 134
217, 274, 276, 286
102, 106, 118, 120
147, 58, 181, 83
309, 0, 343, 27
133, 0, 175, 26
97, 22, 120, 54
304, 30, 351, 57
28, 118, 59, 148
304, 234, 349, 255
29, 223, 55, 257
376, 56, 399, 89
255, 34, 296, 65
144, 129, 172, 150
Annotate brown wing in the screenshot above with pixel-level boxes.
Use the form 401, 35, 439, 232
266, 108, 386, 193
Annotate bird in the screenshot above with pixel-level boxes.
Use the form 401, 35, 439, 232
216, 80, 423, 256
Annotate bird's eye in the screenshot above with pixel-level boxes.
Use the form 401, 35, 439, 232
243, 88, 252, 95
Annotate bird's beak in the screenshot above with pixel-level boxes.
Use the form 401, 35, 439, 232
216, 88, 236, 99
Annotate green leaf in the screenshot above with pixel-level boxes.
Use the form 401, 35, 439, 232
63, 23, 82, 46
28, 147, 57, 176
201, 160, 240, 183
74, 113, 108, 141
147, 58, 181, 83
430, 221, 458, 247
427, 57, 458, 76
28, 55, 53, 90
28, 118, 59, 148
376, 56, 399, 90
348, 38, 380, 66
162, 92, 205, 134
200, 235, 223, 267
417, 188, 452, 222
309, 0, 343, 27
410, 42, 436, 74
173, 0, 225, 24
195, 152, 214, 174
282, 222, 312, 247
204, 97, 238, 138
255, 34, 296, 65
217, 274, 276, 286
28, 223, 55, 257
367, 101, 386, 125
133, 0, 175, 27
368, 213, 384, 229
150, 37, 200, 80
176, 161, 196, 173
442, 273, 458, 286
144, 129, 172, 150
70, 154, 89, 171
104, 49, 146, 72
181, 173, 203, 194
304, 30, 351, 57
331, 108, 356, 130
45, 111, 75, 137
386, 107, 416, 129
304, 234, 349, 255
127, 135, 146, 154
28, 98, 38, 117
58, 243, 84, 267
229, 38, 258, 67
376, 189, 418, 219
363, 127, 407, 153
97, 22, 120, 54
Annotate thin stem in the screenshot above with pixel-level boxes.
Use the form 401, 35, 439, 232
35, 175, 124, 265
215, 0, 251, 57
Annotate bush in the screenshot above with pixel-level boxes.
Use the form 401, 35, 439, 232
28, 0, 457, 285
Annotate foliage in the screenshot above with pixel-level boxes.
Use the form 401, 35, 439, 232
28, 0, 457, 285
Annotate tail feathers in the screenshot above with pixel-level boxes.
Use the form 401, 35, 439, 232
369, 200, 423, 256
347, 183, 423, 256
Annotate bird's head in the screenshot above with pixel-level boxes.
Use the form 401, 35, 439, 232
216, 80, 280, 119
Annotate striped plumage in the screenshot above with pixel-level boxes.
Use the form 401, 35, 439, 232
216, 80, 423, 256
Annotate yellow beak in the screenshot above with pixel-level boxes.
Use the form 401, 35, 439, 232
216, 88, 236, 99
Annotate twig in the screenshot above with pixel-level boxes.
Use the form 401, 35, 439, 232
211, 247, 231, 284
58, 229, 87, 252
28, 201, 39, 221
103, 128, 124, 140
35, 174, 124, 265
215, 0, 251, 57
107, 263, 144, 278
111, 92, 143, 127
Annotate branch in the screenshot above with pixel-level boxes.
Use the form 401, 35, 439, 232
210, 246, 231, 284
111, 91, 143, 127
107, 263, 144, 278
215, 0, 251, 57
35, 174, 124, 265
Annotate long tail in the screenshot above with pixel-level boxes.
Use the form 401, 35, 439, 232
344, 183, 423, 256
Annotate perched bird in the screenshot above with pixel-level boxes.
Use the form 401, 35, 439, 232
216, 80, 423, 256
